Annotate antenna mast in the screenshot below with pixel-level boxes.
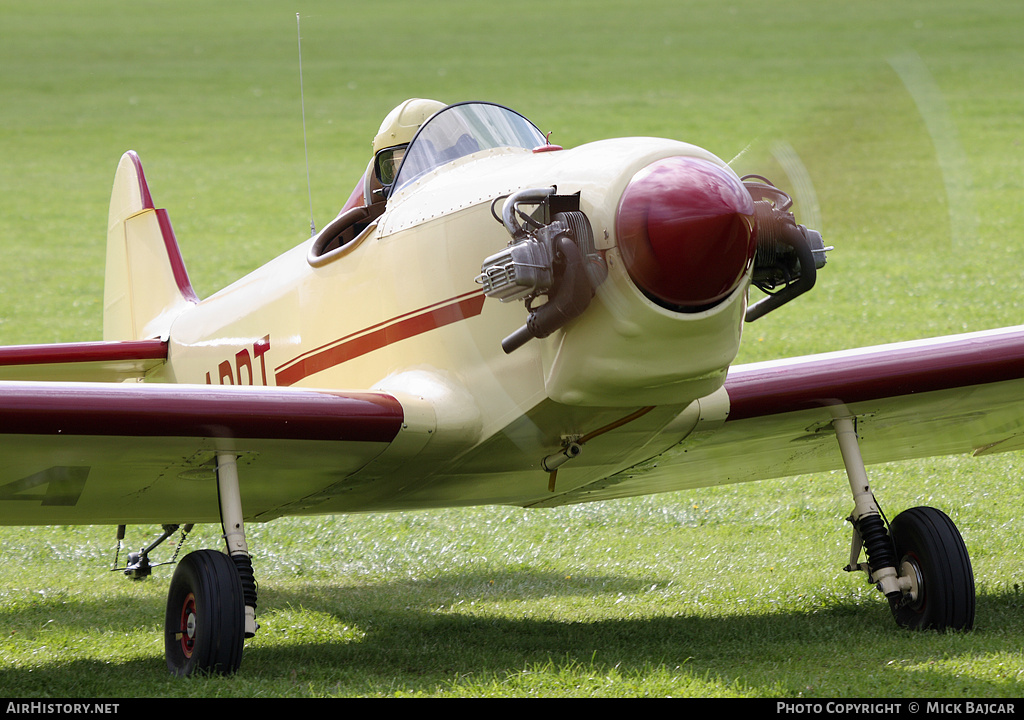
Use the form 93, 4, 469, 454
297, 13, 315, 237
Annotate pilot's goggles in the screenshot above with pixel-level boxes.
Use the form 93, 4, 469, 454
374, 145, 406, 187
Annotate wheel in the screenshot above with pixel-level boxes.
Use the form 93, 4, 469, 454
164, 549, 245, 676
888, 506, 975, 632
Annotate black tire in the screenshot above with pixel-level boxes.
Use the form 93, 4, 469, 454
164, 549, 245, 676
888, 507, 975, 632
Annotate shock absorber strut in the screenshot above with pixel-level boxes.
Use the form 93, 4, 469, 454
217, 452, 259, 639
832, 414, 902, 597
853, 514, 898, 595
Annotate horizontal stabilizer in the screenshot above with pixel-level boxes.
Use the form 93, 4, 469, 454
0, 339, 167, 382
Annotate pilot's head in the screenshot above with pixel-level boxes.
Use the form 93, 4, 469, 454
373, 98, 446, 187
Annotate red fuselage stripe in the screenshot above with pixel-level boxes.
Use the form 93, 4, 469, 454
275, 291, 487, 386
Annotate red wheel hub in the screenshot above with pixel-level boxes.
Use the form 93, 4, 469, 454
178, 592, 197, 658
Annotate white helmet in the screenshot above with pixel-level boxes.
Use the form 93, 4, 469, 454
372, 98, 445, 186
373, 98, 446, 153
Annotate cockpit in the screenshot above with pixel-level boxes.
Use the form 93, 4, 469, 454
388, 102, 547, 195
310, 102, 548, 265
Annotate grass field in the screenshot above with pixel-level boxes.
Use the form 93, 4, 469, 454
1, 0, 1023, 698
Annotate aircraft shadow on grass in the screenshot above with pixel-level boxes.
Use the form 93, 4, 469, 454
2, 572, 1021, 695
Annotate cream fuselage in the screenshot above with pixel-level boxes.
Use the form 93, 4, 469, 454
156, 137, 749, 511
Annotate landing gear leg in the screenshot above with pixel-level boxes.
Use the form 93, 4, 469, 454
833, 415, 975, 631
214, 452, 259, 641
163, 452, 259, 676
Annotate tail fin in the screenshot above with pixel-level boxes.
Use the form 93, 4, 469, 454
103, 151, 198, 341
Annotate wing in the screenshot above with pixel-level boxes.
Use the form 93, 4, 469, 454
537, 325, 1024, 505
0, 381, 411, 526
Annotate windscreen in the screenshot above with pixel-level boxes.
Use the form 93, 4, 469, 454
393, 102, 546, 192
